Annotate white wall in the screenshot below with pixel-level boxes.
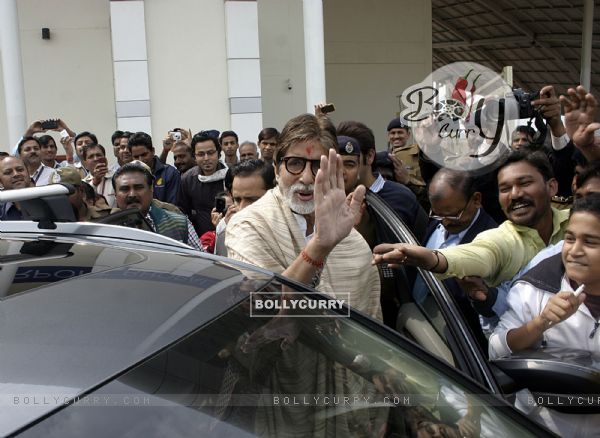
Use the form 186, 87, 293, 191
257, 0, 308, 134
0, 0, 433, 155
144, 0, 230, 144
323, 0, 432, 150
4, 0, 117, 152
0, 55, 8, 150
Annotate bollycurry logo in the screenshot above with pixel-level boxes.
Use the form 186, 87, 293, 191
400, 62, 525, 175
250, 292, 351, 317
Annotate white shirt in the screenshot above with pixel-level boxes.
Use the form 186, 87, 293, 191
293, 213, 313, 243
84, 171, 116, 208
426, 208, 481, 250
489, 274, 600, 360
31, 164, 53, 187
369, 174, 386, 193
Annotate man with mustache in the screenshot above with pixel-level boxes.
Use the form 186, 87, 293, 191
226, 113, 381, 317
113, 161, 202, 250
373, 150, 569, 289
238, 141, 259, 162
17, 137, 53, 186
170, 142, 195, 174
225, 113, 383, 436
0, 156, 32, 220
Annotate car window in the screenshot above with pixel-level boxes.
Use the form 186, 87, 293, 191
0, 238, 145, 299
24, 280, 548, 437
364, 193, 461, 366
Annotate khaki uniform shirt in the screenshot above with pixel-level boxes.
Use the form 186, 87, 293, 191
391, 143, 426, 187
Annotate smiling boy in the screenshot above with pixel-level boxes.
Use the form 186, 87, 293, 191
490, 193, 600, 357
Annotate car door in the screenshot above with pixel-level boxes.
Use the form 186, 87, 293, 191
18, 275, 555, 437
365, 191, 500, 391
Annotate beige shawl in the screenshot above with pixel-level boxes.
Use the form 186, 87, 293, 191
226, 186, 381, 320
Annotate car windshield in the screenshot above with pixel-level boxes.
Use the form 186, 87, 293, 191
20, 279, 546, 437
0, 239, 273, 436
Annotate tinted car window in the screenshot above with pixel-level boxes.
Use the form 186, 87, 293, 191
24, 280, 548, 437
0, 238, 145, 298
0, 242, 273, 436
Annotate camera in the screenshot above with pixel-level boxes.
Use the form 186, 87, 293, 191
215, 197, 227, 214
169, 130, 182, 141
474, 88, 543, 130
512, 89, 540, 120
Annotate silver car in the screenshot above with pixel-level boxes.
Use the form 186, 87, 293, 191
0, 185, 569, 437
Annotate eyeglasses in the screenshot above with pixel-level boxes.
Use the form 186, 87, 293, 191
280, 156, 321, 177
429, 197, 472, 221
195, 150, 217, 158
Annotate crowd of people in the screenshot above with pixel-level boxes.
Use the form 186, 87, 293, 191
2, 84, 600, 435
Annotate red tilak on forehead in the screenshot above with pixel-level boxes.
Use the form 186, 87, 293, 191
305, 145, 313, 155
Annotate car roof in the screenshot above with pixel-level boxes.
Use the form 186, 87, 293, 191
0, 236, 273, 436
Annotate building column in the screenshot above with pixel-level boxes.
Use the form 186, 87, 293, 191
225, 1, 263, 143
109, 0, 152, 134
302, 0, 326, 112
0, 0, 27, 146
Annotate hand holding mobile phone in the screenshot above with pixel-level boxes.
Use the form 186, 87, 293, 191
321, 103, 335, 114
41, 119, 59, 130
215, 197, 227, 214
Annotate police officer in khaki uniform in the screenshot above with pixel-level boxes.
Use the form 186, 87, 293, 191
387, 118, 428, 209
51, 166, 111, 221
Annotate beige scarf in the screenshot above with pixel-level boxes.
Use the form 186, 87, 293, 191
226, 186, 382, 320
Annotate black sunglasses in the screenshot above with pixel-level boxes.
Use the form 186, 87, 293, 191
280, 156, 321, 177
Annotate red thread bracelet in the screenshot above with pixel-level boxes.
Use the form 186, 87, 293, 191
300, 249, 324, 269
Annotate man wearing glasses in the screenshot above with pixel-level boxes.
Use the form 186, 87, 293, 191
224, 114, 383, 437
177, 133, 228, 236
413, 168, 497, 350
374, 150, 569, 290
226, 113, 382, 319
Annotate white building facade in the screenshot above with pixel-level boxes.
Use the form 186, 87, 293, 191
0, 0, 432, 160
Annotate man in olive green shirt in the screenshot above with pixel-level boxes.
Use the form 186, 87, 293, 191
373, 150, 569, 288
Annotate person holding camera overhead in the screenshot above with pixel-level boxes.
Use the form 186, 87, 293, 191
159, 128, 195, 175
15, 118, 77, 170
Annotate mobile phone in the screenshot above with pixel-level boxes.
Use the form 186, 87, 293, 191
97, 157, 108, 166
215, 197, 227, 214
321, 103, 335, 114
41, 119, 59, 130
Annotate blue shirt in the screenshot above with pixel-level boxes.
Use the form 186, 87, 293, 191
152, 156, 181, 205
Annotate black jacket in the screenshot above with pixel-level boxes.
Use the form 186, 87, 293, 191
176, 164, 227, 236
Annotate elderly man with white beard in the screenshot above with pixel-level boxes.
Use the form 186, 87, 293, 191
224, 113, 384, 437
226, 113, 381, 317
